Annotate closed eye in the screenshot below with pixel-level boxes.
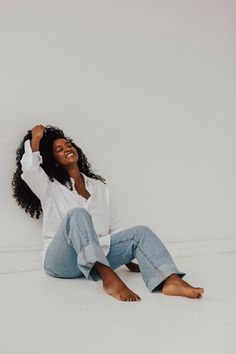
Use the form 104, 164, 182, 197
55, 142, 73, 152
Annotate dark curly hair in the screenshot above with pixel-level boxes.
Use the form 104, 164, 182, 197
11, 125, 106, 220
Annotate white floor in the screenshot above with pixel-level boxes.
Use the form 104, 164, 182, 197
1, 252, 235, 354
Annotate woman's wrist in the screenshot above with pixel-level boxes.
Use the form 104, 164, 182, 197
30, 136, 41, 152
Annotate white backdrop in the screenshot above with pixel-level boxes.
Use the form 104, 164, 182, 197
1, 0, 235, 253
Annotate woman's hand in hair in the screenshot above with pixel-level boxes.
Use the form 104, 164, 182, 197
31, 125, 47, 141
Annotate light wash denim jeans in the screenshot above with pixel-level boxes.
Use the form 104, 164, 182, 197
44, 207, 186, 293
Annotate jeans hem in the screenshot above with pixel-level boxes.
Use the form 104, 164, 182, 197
77, 242, 110, 281
146, 263, 186, 293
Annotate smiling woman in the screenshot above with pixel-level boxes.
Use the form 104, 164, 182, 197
11, 124, 145, 299
12, 124, 106, 217
52, 138, 92, 200
53, 139, 78, 164
11, 124, 204, 302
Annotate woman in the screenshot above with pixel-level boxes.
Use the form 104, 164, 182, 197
12, 124, 204, 302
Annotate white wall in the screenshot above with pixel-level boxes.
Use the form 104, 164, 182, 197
1, 0, 235, 254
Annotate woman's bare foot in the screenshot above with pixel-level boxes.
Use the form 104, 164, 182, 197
162, 273, 204, 299
103, 272, 141, 302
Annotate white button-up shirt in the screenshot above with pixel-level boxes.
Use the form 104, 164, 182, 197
20, 139, 123, 266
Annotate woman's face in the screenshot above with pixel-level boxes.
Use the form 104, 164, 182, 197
52, 138, 78, 167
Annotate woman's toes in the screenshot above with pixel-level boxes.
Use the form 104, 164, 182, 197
192, 288, 203, 298
196, 287, 204, 294
131, 291, 141, 301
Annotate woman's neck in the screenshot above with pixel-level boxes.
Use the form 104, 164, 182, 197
66, 164, 84, 184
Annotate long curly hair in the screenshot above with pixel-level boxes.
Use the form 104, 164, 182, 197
11, 125, 106, 219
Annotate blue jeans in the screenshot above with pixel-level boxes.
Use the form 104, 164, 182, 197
44, 207, 186, 293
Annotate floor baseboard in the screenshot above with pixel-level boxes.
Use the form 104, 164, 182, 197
0, 236, 236, 274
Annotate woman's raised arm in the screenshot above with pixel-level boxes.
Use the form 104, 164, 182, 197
20, 125, 51, 202
31, 125, 47, 151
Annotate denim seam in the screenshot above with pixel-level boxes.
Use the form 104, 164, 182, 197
62, 210, 93, 246
136, 244, 166, 279
60, 216, 75, 247
71, 221, 89, 243
111, 236, 166, 279
65, 216, 94, 247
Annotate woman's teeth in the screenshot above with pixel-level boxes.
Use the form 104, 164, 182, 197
67, 153, 74, 158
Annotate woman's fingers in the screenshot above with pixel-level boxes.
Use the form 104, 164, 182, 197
31, 125, 47, 140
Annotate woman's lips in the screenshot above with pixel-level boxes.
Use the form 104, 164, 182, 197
65, 152, 75, 158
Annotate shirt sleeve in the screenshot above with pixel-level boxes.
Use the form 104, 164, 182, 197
107, 187, 123, 235
20, 139, 51, 202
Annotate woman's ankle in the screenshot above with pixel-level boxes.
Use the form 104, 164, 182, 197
94, 262, 117, 281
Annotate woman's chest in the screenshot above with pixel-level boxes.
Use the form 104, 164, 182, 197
74, 184, 91, 200
50, 179, 109, 211
48, 182, 110, 230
